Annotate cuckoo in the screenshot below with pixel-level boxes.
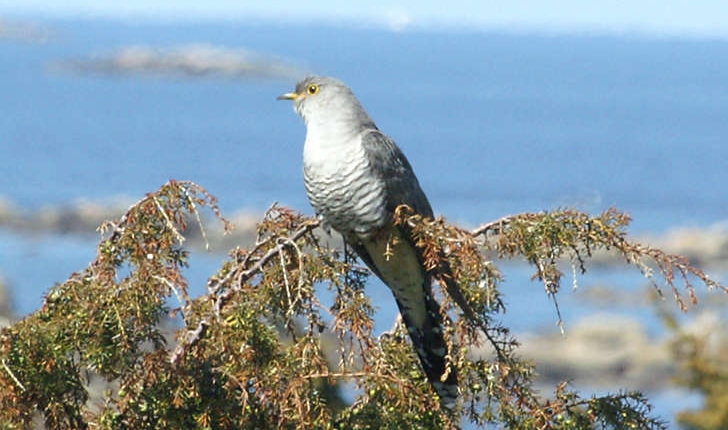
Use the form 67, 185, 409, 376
278, 76, 458, 407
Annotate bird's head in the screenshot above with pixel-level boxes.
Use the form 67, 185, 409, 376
277, 76, 373, 129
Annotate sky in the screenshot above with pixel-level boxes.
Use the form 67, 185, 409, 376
1, 0, 728, 38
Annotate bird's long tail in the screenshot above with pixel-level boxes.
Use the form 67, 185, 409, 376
393, 282, 459, 409
351, 234, 458, 408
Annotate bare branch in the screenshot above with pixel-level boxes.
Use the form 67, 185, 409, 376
171, 218, 320, 366
1, 359, 25, 392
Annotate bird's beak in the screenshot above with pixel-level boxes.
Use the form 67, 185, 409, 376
277, 92, 300, 101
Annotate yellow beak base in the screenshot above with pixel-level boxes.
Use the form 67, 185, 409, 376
277, 92, 300, 101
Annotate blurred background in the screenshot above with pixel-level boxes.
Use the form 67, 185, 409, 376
1, 1, 727, 427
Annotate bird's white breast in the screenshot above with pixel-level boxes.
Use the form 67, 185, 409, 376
302, 130, 388, 237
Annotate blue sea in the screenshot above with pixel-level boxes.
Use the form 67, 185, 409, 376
2, 18, 727, 425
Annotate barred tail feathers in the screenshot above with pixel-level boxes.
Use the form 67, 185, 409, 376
394, 282, 459, 408
356, 232, 458, 408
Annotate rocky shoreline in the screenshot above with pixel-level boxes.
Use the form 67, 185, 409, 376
0, 197, 260, 253
2, 197, 727, 267
53, 44, 303, 81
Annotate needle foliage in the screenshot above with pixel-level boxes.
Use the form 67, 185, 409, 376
0, 181, 723, 429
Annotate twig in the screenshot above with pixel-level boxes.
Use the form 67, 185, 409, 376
176, 180, 233, 233
153, 196, 185, 244
235, 220, 319, 288
112, 302, 128, 342
154, 275, 191, 322
1, 359, 25, 392
182, 186, 211, 251
170, 320, 208, 365
171, 219, 320, 366
279, 236, 308, 323
299, 370, 410, 386
279, 242, 294, 318
470, 214, 518, 237
379, 313, 403, 340
98, 192, 149, 243
550, 292, 565, 335
535, 259, 566, 335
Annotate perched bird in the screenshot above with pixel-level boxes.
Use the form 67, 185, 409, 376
278, 76, 458, 407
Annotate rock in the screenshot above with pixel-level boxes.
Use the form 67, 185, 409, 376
54, 44, 303, 81
0, 19, 50, 42
516, 313, 675, 391
0, 276, 14, 327
643, 223, 728, 268
0, 197, 262, 252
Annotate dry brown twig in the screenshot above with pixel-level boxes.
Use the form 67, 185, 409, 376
171, 215, 321, 366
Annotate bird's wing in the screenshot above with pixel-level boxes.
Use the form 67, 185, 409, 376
357, 129, 459, 408
356, 128, 435, 279
361, 132, 473, 328
359, 129, 434, 219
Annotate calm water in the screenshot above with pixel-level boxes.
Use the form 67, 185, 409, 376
1, 18, 727, 425
2, 20, 727, 229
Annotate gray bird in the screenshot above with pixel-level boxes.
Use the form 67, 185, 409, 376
278, 76, 458, 407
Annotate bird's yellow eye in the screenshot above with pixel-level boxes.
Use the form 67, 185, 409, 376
307, 84, 319, 95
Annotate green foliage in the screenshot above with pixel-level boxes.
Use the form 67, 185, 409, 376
660, 307, 728, 429
0, 180, 723, 429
